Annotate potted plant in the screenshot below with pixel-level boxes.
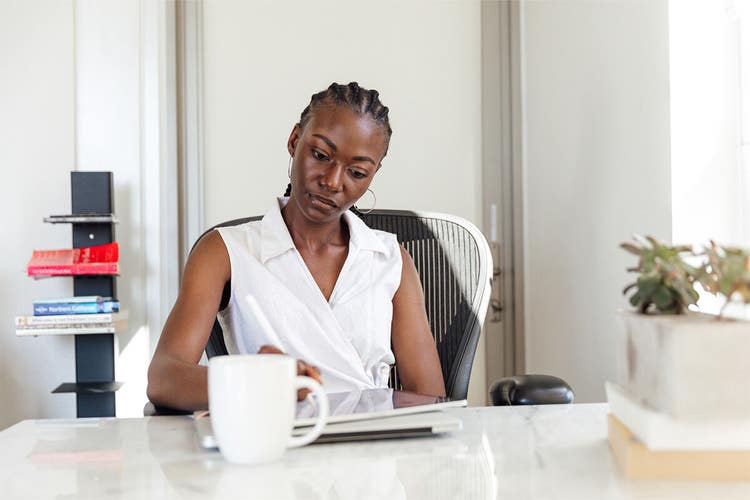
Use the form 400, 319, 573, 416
617, 236, 750, 419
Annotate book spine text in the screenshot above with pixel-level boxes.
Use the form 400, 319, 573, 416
33, 302, 119, 316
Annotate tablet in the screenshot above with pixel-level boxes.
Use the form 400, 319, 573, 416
194, 388, 466, 447
295, 388, 466, 426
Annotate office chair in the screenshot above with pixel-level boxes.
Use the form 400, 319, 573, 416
202, 209, 489, 400
144, 209, 573, 415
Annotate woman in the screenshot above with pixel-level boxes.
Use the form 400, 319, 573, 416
147, 82, 445, 410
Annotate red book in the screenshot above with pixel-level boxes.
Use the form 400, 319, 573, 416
27, 242, 119, 277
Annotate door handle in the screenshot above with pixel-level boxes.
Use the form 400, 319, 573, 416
489, 242, 503, 322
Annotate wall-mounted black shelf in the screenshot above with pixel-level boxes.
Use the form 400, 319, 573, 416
49, 172, 122, 418
53, 382, 124, 394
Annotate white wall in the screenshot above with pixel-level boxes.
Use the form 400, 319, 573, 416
0, 0, 176, 429
521, 0, 672, 402
201, 0, 487, 404
75, 0, 172, 419
0, 0, 77, 429
202, 0, 482, 225
76, 0, 180, 416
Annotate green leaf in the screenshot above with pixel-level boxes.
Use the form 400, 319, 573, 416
653, 286, 673, 310
636, 275, 660, 297
620, 242, 642, 256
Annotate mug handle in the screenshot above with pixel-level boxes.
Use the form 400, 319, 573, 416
287, 376, 329, 448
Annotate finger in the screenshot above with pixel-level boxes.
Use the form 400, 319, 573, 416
305, 365, 323, 384
297, 388, 312, 401
297, 361, 322, 384
258, 345, 284, 355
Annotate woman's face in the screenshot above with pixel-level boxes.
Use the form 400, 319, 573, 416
286, 104, 387, 224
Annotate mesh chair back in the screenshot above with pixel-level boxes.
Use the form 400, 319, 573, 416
197, 210, 492, 400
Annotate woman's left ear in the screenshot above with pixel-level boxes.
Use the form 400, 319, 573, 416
287, 124, 301, 157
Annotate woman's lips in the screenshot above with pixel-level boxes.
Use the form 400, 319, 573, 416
309, 193, 338, 208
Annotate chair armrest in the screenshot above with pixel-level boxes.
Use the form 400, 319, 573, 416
489, 374, 574, 406
143, 401, 192, 416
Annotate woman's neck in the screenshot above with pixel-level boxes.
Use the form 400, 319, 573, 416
281, 200, 349, 254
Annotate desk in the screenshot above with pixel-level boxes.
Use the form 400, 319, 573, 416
1, 404, 748, 499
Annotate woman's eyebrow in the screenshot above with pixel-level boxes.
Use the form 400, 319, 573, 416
352, 156, 376, 166
312, 134, 337, 151
312, 133, 376, 165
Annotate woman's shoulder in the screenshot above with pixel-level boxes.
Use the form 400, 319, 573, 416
212, 219, 264, 261
213, 219, 262, 241
368, 228, 402, 259
182, 230, 231, 284
369, 227, 398, 243
213, 218, 262, 234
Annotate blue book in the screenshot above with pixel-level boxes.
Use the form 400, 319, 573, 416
35, 296, 108, 304
33, 299, 120, 316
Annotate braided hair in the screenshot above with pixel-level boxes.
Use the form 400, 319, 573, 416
284, 82, 392, 217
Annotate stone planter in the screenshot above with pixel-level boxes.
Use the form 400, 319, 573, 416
616, 311, 750, 420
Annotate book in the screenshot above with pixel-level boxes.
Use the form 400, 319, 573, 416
26, 242, 119, 277
33, 299, 119, 316
15, 311, 126, 327
15, 325, 117, 336
606, 381, 750, 450
17, 322, 115, 330
15, 313, 128, 336
35, 295, 110, 304
607, 414, 750, 480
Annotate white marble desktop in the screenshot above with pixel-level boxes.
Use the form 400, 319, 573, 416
0, 404, 748, 499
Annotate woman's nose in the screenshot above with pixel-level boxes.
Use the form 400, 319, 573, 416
320, 163, 344, 192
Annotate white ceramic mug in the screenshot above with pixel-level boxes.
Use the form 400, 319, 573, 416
208, 354, 329, 465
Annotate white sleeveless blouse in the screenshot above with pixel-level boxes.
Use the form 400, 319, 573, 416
215, 197, 402, 393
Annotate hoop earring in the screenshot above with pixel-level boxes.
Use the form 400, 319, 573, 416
288, 156, 293, 178
356, 189, 376, 215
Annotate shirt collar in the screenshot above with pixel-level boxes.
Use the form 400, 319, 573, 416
260, 197, 388, 263
342, 208, 389, 255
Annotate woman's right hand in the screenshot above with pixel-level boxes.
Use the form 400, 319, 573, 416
257, 345, 323, 401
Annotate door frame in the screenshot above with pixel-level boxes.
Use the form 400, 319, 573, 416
481, 0, 525, 387
175, 0, 205, 273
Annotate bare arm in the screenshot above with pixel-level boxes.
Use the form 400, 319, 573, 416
146, 231, 323, 409
391, 246, 446, 397
146, 231, 229, 410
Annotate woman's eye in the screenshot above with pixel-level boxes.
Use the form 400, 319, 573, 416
312, 150, 328, 161
350, 169, 367, 179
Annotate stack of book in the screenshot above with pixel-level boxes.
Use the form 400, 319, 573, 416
606, 381, 750, 480
15, 296, 127, 336
26, 242, 119, 278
